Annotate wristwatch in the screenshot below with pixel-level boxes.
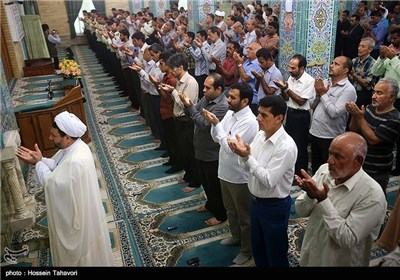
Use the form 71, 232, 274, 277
242, 155, 250, 162
283, 88, 290, 94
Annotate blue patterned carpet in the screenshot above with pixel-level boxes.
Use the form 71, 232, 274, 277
4, 45, 399, 268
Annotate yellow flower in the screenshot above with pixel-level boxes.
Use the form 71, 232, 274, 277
60, 59, 82, 79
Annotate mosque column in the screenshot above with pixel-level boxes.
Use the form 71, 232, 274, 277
193, 0, 215, 33
130, 0, 144, 12
187, 0, 196, 33
152, 0, 170, 18
278, 0, 339, 79
1, 147, 35, 232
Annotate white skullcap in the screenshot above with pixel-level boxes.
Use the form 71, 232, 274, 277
215, 10, 225, 17
54, 111, 87, 138
247, 4, 255, 13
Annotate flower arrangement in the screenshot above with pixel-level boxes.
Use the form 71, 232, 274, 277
59, 59, 81, 79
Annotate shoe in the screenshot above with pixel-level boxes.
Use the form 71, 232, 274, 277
165, 166, 183, 174
162, 161, 172, 166
220, 237, 240, 246
232, 253, 251, 265
391, 168, 400, 176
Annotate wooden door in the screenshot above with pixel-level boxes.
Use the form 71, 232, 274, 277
1, 28, 14, 81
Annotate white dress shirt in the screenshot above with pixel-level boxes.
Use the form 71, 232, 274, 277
211, 106, 258, 184
286, 71, 315, 110
240, 126, 298, 198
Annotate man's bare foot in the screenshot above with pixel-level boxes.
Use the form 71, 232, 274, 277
204, 217, 222, 226
197, 205, 207, 212
178, 178, 187, 184
182, 186, 196, 192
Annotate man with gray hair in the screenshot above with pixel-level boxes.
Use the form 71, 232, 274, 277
295, 132, 387, 266
16, 111, 114, 266
346, 78, 400, 194
350, 37, 376, 107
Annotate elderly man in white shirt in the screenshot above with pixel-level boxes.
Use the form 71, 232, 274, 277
295, 132, 387, 266
204, 82, 258, 265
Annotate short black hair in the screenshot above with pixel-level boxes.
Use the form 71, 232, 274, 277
148, 43, 164, 54
132, 31, 145, 42
231, 82, 253, 105
159, 51, 173, 62
291, 54, 307, 69
391, 28, 400, 37
208, 73, 225, 92
197, 30, 208, 40
187, 31, 195, 41
258, 95, 287, 119
119, 28, 130, 37
167, 53, 188, 70
256, 48, 273, 60
42, 24, 49, 32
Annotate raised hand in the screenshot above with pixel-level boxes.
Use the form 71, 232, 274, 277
178, 92, 192, 107
294, 169, 329, 202
129, 64, 142, 71
16, 144, 43, 165
227, 134, 250, 157
149, 75, 160, 86
251, 70, 264, 80
203, 109, 219, 125
345, 101, 365, 119
159, 83, 174, 93
273, 78, 287, 90
314, 78, 329, 96
233, 52, 244, 65
124, 48, 135, 57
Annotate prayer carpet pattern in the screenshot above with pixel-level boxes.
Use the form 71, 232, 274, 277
5, 45, 398, 267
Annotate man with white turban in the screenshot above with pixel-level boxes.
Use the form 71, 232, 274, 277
17, 111, 114, 266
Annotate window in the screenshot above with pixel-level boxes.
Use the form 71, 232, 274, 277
74, 0, 95, 35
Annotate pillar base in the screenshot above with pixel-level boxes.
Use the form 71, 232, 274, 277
10, 197, 36, 232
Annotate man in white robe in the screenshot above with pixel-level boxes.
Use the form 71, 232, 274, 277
17, 111, 114, 266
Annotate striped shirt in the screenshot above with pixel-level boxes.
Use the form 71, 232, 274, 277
363, 105, 400, 174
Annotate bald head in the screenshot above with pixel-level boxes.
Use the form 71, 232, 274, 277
328, 132, 367, 184
333, 132, 367, 161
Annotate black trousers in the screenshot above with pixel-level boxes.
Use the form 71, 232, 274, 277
198, 159, 227, 222
311, 136, 333, 174
285, 109, 310, 176
174, 119, 195, 177
162, 117, 177, 165
122, 68, 141, 109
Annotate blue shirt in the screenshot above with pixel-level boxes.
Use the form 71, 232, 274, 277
240, 58, 263, 104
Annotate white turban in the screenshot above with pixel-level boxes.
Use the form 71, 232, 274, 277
247, 4, 255, 14
54, 111, 87, 138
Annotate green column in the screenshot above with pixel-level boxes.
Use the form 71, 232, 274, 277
278, 0, 338, 80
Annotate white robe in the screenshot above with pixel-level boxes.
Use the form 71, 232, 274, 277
38, 140, 113, 266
